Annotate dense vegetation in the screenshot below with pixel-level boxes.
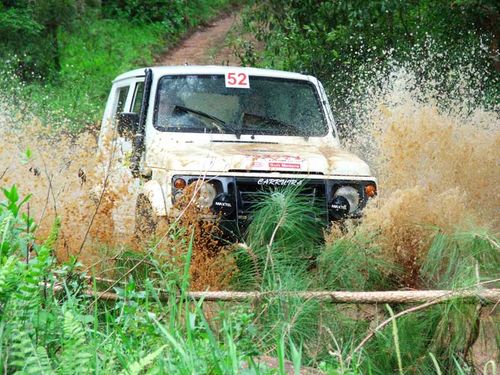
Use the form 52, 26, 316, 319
1, 1, 498, 373
239, 0, 499, 132
1, 186, 498, 373
0, 0, 235, 129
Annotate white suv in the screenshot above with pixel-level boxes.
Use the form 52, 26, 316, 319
99, 66, 377, 237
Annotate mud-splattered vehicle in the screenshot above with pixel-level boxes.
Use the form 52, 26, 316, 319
99, 66, 377, 238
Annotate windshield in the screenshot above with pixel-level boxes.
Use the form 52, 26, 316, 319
154, 75, 328, 137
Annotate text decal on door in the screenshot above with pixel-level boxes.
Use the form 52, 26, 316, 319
225, 71, 250, 88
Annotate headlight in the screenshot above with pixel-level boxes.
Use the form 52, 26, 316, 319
194, 181, 217, 209
333, 186, 360, 214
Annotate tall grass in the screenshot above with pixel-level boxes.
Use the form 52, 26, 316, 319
1, 185, 497, 373
234, 187, 499, 373
0, 185, 288, 373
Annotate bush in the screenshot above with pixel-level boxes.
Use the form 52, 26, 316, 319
0, 185, 280, 373
240, 0, 499, 130
0, 184, 498, 373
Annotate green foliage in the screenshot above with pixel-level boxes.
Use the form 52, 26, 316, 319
234, 187, 499, 373
241, 0, 499, 131
247, 187, 323, 262
0, 0, 83, 78
0, 185, 497, 374
9, 323, 54, 374
58, 310, 92, 374
359, 229, 500, 374
1, 19, 165, 129
233, 187, 323, 294
0, 185, 282, 374
102, 0, 232, 27
420, 229, 500, 289
0, 0, 236, 129
0, 185, 59, 373
118, 345, 166, 375
317, 233, 396, 291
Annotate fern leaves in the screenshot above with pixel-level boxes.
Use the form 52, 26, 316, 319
6, 309, 94, 375
119, 345, 166, 375
57, 310, 92, 375
0, 256, 17, 304
9, 320, 55, 375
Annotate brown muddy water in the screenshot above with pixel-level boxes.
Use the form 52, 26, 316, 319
0, 74, 498, 274
358, 85, 499, 283
0, 113, 137, 265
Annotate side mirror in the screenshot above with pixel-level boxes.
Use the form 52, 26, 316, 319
117, 112, 139, 137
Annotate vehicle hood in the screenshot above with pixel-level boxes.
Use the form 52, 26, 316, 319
146, 141, 372, 177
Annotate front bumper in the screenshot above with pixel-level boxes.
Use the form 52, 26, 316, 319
171, 174, 376, 223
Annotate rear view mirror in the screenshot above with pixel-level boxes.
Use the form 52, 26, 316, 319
117, 112, 139, 137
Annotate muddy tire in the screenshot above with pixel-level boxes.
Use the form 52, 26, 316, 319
134, 194, 158, 243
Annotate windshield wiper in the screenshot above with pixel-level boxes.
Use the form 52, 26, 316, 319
241, 113, 309, 140
173, 105, 239, 136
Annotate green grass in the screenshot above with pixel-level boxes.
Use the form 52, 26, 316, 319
0, 184, 498, 374
37, 19, 165, 129
1, 1, 237, 131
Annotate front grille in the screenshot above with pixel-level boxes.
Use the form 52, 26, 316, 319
233, 177, 327, 218
172, 173, 375, 225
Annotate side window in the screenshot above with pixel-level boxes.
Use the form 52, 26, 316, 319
132, 82, 144, 113
116, 86, 129, 114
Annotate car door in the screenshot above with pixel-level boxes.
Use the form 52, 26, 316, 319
100, 78, 145, 164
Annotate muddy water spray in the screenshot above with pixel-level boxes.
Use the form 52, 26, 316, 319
0, 106, 137, 263
344, 70, 500, 284
1, 64, 498, 276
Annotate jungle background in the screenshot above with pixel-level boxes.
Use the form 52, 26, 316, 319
0, 1, 499, 374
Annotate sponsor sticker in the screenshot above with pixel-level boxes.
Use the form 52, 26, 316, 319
215, 201, 232, 208
268, 162, 301, 169
257, 178, 303, 186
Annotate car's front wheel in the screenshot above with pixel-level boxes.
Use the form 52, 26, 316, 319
134, 194, 158, 243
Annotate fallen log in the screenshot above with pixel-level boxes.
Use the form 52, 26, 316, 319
47, 276, 500, 304
184, 289, 500, 304
82, 288, 500, 304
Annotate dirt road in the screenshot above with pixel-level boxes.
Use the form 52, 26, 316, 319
157, 12, 243, 66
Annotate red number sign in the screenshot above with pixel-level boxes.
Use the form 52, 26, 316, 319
225, 71, 250, 88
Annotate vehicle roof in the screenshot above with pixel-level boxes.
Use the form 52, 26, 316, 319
113, 65, 316, 83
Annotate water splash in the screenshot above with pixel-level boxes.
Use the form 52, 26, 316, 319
1, 45, 498, 282
0, 104, 137, 264
344, 68, 499, 285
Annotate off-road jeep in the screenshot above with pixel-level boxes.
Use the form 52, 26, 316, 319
99, 66, 377, 238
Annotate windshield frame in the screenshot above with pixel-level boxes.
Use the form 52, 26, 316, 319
152, 74, 330, 137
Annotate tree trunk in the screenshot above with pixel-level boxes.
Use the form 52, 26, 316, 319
48, 23, 61, 72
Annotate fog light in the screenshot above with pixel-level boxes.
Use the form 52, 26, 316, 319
194, 181, 217, 209
329, 196, 350, 219
212, 193, 235, 217
333, 186, 360, 214
173, 190, 184, 202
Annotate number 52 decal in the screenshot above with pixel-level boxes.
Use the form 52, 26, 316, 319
225, 71, 250, 88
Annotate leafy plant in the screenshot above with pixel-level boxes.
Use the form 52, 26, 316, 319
1, 185, 497, 374
241, 0, 499, 131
